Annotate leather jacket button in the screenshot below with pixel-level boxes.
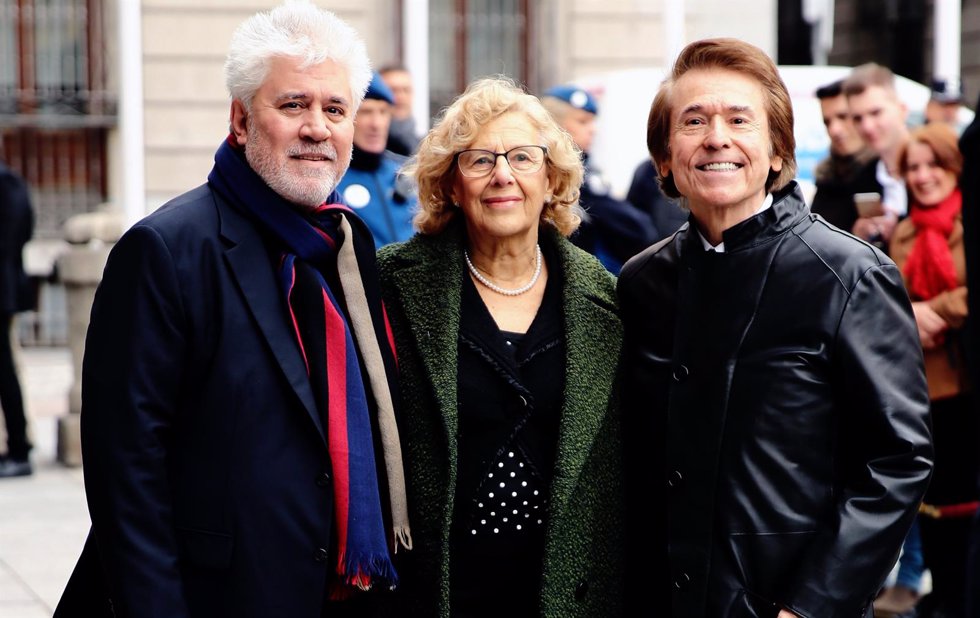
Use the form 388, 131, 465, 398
667, 469, 684, 490
575, 579, 589, 600
316, 472, 331, 488
672, 365, 689, 382
314, 547, 329, 563
673, 572, 691, 591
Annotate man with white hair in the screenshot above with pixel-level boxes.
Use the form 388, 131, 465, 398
55, 3, 409, 616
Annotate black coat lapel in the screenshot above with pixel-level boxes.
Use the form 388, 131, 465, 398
216, 196, 325, 443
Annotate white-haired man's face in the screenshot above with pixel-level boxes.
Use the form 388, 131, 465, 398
231, 56, 355, 210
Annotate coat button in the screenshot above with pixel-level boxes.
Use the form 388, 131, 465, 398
667, 469, 684, 490
316, 472, 331, 487
575, 579, 589, 600
673, 572, 691, 591
672, 365, 689, 382
314, 547, 329, 563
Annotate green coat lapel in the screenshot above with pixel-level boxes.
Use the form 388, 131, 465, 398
548, 234, 622, 522
384, 229, 464, 462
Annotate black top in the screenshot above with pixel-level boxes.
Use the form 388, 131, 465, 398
0, 162, 34, 314
572, 155, 659, 272
627, 159, 689, 243
810, 151, 882, 234
450, 240, 565, 617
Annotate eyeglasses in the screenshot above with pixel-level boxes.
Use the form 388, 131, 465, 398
455, 145, 548, 178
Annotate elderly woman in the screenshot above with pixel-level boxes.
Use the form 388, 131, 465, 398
376, 77, 623, 617
890, 123, 975, 618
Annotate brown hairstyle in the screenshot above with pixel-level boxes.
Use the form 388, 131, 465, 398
899, 122, 963, 178
403, 76, 584, 236
646, 38, 796, 198
842, 63, 897, 98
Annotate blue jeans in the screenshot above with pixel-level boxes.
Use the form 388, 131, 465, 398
895, 517, 924, 591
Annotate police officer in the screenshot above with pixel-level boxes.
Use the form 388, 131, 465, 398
337, 72, 418, 248
542, 85, 657, 272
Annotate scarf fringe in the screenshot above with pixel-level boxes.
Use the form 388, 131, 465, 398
330, 552, 399, 597
393, 526, 413, 553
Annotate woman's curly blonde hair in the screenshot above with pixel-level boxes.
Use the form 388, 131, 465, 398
403, 76, 584, 237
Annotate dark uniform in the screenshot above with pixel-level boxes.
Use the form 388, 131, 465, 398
575, 155, 658, 273
627, 159, 688, 243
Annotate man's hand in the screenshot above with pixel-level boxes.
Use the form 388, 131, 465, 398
911, 301, 948, 349
851, 211, 899, 242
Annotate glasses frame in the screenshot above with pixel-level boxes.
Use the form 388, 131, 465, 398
454, 145, 548, 178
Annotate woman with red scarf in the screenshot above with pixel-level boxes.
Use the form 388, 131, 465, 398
891, 122, 976, 618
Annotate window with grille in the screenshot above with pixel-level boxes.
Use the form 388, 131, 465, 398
429, 0, 532, 118
0, 0, 114, 238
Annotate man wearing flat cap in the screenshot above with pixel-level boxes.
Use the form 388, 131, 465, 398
337, 72, 418, 248
543, 84, 657, 272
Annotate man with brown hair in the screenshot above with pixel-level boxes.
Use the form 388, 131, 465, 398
620, 39, 933, 618
810, 79, 881, 233
843, 63, 911, 247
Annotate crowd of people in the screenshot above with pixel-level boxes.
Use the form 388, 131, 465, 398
808, 62, 978, 618
0, 1, 978, 617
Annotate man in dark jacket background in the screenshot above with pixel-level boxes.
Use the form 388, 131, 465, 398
959, 91, 980, 618
542, 85, 658, 272
810, 79, 882, 233
619, 38, 933, 618
0, 153, 35, 478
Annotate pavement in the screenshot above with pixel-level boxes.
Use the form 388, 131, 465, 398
0, 347, 88, 618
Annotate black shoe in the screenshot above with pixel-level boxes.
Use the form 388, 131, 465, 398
0, 458, 33, 477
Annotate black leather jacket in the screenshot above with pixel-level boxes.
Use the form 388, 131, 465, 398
618, 183, 933, 618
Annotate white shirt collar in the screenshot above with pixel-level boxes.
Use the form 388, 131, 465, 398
696, 193, 774, 253
875, 159, 908, 217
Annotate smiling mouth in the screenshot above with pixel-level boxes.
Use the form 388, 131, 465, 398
292, 154, 332, 162
484, 197, 521, 206
698, 162, 742, 171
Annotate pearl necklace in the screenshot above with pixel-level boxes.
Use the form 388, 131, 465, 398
464, 245, 543, 296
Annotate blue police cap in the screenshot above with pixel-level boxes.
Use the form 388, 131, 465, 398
365, 72, 395, 105
543, 85, 597, 115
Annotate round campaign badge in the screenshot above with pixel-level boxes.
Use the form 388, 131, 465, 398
343, 184, 371, 209
570, 90, 589, 109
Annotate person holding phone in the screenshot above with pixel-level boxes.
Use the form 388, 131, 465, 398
810, 80, 882, 234
844, 64, 911, 249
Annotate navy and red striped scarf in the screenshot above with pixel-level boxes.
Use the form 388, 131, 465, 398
207, 137, 410, 594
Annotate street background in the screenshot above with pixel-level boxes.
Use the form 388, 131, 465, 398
0, 347, 87, 618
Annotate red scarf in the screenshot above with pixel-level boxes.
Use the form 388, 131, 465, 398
904, 188, 961, 301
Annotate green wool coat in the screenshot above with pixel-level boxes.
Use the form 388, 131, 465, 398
375, 222, 625, 617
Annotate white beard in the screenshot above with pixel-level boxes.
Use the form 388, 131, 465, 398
244, 118, 352, 210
